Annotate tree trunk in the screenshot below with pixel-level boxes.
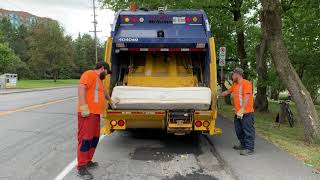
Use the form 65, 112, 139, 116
236, 31, 247, 74
53, 71, 57, 82
231, 0, 248, 75
261, 0, 320, 143
254, 39, 269, 111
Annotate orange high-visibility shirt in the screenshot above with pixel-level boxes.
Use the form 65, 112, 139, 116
77, 70, 105, 114
228, 79, 254, 113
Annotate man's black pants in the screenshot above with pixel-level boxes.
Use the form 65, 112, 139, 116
234, 113, 255, 151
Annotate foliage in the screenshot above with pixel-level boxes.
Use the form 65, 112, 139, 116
73, 33, 104, 77
27, 21, 74, 81
282, 0, 320, 102
0, 18, 105, 80
0, 19, 30, 63
0, 42, 26, 74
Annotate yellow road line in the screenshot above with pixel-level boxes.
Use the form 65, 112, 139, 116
0, 96, 76, 117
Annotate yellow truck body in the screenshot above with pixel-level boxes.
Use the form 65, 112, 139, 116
102, 9, 221, 136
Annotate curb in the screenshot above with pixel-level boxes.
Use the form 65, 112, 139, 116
0, 86, 77, 95
203, 135, 239, 180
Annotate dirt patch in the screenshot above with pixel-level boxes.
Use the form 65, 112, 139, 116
130, 132, 202, 161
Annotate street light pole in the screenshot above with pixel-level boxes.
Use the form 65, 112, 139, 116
93, 0, 98, 63
90, 0, 101, 63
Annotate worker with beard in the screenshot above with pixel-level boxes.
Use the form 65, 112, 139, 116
220, 68, 255, 156
77, 61, 113, 179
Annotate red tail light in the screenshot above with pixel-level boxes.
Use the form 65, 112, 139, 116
118, 120, 125, 126
185, 16, 191, 23
195, 121, 202, 127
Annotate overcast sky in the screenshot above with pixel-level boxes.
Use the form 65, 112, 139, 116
0, 0, 115, 41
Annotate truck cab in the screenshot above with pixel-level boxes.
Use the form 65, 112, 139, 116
103, 8, 221, 136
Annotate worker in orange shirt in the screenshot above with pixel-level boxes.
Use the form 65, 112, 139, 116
220, 68, 255, 156
77, 61, 114, 179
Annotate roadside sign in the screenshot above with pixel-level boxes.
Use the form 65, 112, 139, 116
219, 59, 226, 67
219, 47, 226, 67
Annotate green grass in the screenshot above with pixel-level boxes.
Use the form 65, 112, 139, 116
16, 79, 78, 89
220, 101, 320, 171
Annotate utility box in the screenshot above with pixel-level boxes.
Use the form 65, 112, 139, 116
0, 73, 18, 88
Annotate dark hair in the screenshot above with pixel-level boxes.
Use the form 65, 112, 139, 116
95, 61, 112, 74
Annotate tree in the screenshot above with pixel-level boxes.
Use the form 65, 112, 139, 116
73, 33, 104, 77
0, 42, 25, 74
254, 9, 269, 111
282, 0, 320, 102
0, 19, 32, 78
260, 0, 320, 143
0, 19, 29, 60
28, 21, 74, 81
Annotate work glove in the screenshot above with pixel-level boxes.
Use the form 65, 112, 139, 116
109, 98, 120, 109
79, 104, 90, 117
236, 108, 244, 119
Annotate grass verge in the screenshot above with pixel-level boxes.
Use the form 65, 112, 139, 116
16, 79, 78, 89
220, 101, 320, 171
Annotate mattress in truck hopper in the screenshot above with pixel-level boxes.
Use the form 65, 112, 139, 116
110, 86, 211, 110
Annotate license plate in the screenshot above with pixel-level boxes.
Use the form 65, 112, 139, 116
173, 17, 186, 24
176, 120, 184, 125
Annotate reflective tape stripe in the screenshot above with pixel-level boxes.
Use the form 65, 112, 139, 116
94, 77, 99, 103
239, 85, 243, 107
160, 48, 169, 51
140, 48, 149, 51
120, 48, 128, 51
116, 48, 206, 52
195, 111, 211, 115
107, 111, 122, 114
107, 111, 165, 115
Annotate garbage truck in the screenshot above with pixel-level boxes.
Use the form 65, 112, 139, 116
102, 7, 221, 136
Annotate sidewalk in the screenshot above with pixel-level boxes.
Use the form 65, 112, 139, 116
0, 86, 76, 95
208, 115, 319, 180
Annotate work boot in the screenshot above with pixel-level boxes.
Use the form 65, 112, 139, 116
233, 144, 244, 150
240, 149, 254, 156
86, 161, 99, 169
78, 166, 93, 180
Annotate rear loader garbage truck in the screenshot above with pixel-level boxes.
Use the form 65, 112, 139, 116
102, 7, 221, 136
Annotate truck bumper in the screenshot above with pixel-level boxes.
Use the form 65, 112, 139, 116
102, 110, 221, 135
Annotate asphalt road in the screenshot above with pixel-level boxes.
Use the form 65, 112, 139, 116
0, 88, 234, 180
